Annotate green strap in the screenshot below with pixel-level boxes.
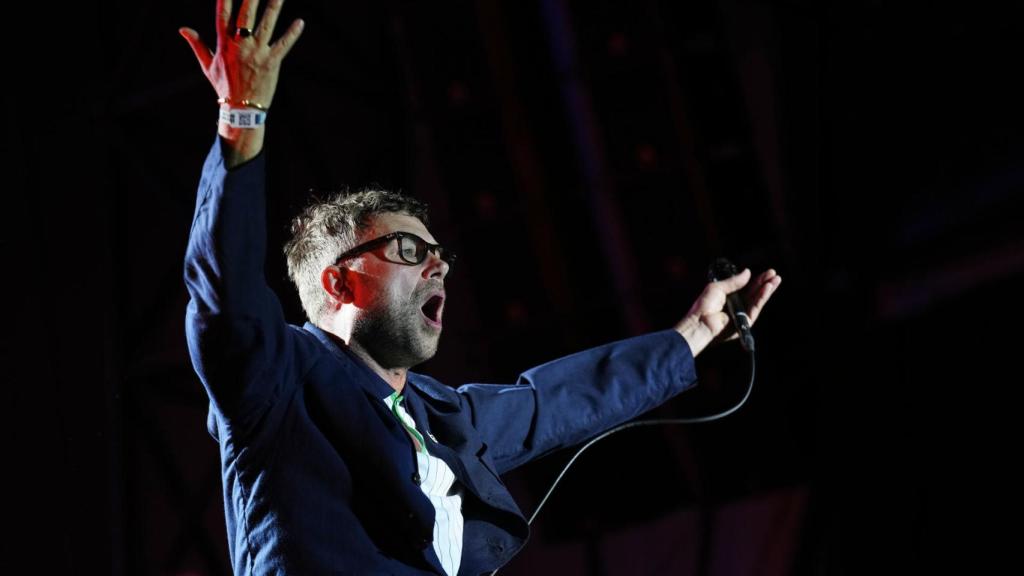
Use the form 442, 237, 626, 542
389, 392, 426, 453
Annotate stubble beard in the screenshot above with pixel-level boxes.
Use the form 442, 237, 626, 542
352, 287, 440, 370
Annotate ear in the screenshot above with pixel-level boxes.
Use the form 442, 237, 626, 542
321, 265, 355, 307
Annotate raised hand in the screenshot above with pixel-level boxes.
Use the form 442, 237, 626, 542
180, 0, 304, 163
675, 267, 782, 357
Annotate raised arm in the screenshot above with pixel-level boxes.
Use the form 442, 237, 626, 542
181, 0, 305, 423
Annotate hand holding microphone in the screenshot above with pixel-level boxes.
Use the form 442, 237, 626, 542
708, 258, 756, 352
674, 258, 781, 357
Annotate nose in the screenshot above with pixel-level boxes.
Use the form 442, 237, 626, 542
422, 248, 449, 280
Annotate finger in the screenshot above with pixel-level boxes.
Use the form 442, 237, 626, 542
237, 0, 258, 29
747, 269, 777, 298
739, 269, 773, 300
179, 27, 214, 71
270, 18, 305, 60
714, 267, 752, 295
216, 0, 233, 42
256, 0, 284, 40
747, 274, 781, 324
706, 311, 734, 341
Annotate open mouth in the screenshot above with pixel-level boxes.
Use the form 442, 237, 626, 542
420, 294, 444, 327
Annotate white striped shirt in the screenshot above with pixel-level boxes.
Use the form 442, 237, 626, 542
384, 393, 464, 576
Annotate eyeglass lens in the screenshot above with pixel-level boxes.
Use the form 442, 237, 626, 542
398, 236, 424, 263
397, 234, 452, 266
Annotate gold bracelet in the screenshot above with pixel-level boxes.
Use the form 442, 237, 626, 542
217, 97, 268, 111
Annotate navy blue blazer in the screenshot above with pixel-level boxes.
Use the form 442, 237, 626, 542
184, 139, 698, 575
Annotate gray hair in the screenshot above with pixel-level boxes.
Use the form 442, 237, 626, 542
283, 189, 430, 324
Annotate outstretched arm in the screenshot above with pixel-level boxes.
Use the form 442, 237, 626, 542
460, 268, 782, 474
179, 0, 304, 166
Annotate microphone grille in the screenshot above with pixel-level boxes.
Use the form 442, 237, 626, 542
708, 257, 739, 282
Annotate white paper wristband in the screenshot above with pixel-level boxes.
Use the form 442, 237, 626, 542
218, 107, 267, 129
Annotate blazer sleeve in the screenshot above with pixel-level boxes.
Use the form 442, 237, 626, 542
183, 138, 296, 431
455, 329, 698, 475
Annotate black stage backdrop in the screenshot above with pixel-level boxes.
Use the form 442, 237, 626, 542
5, 1, 1020, 574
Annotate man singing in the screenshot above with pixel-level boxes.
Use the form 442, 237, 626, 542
180, 0, 782, 573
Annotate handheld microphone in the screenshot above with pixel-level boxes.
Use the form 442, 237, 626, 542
708, 258, 756, 353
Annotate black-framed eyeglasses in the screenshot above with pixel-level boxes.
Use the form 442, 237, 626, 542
334, 231, 457, 268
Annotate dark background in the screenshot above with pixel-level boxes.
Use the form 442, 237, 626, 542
5, 0, 1020, 574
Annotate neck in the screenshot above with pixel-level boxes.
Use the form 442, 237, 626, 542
322, 322, 409, 393
323, 311, 411, 391
347, 339, 408, 394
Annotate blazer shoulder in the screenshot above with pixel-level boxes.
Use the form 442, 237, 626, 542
408, 372, 460, 409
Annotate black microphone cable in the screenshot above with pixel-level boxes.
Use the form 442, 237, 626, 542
526, 349, 754, 527
488, 349, 755, 575
489, 258, 758, 576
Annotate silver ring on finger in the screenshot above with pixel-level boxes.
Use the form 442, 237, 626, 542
234, 27, 254, 39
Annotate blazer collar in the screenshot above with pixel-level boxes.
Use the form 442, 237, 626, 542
406, 373, 459, 409
302, 322, 458, 410
302, 322, 395, 400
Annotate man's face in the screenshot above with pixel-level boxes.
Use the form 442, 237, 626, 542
343, 212, 449, 369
